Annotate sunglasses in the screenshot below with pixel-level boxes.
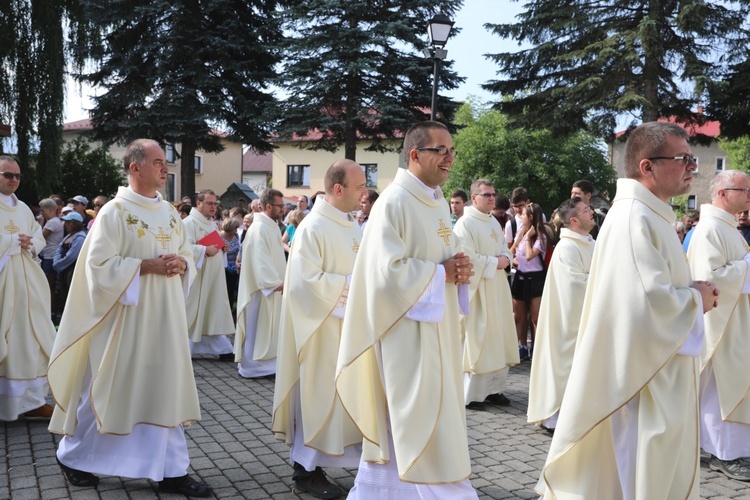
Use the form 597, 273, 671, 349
0, 172, 21, 180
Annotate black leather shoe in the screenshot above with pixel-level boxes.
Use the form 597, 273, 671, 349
710, 456, 750, 481
159, 474, 214, 497
293, 466, 343, 499
218, 353, 234, 361
485, 393, 511, 406
57, 457, 99, 487
465, 401, 486, 411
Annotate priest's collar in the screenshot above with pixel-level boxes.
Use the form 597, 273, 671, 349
317, 195, 352, 222
125, 186, 160, 204
406, 169, 440, 200
0, 193, 16, 207
613, 178, 676, 224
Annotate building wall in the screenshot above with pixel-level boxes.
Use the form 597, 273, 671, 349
61, 130, 243, 202
242, 172, 270, 194
610, 140, 729, 212
271, 140, 403, 198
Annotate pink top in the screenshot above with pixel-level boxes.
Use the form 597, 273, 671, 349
515, 233, 546, 273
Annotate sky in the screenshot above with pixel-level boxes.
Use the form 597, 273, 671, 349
63, 0, 524, 123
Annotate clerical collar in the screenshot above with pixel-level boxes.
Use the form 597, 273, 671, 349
0, 193, 16, 207
319, 195, 352, 222
128, 187, 160, 204
406, 170, 439, 199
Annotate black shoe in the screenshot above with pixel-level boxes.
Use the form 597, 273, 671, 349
293, 466, 343, 499
485, 393, 511, 406
465, 401, 486, 411
540, 425, 555, 436
709, 455, 750, 481
57, 457, 99, 487
159, 474, 214, 497
218, 353, 234, 361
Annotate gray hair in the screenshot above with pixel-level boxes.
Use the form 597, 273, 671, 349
39, 198, 57, 210
123, 139, 160, 176
710, 170, 749, 202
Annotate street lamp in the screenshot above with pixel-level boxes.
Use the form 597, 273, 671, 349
424, 13, 454, 121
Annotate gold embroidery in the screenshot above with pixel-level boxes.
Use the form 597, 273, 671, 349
352, 238, 360, 253
490, 228, 499, 242
4, 220, 20, 234
154, 227, 173, 250
437, 219, 452, 246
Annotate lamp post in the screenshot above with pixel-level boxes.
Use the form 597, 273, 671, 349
424, 13, 454, 121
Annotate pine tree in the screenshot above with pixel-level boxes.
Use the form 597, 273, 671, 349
277, 0, 464, 161
483, 0, 749, 138
80, 0, 281, 200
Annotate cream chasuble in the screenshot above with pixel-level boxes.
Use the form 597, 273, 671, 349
183, 208, 235, 342
453, 206, 518, 382
48, 186, 200, 436
272, 197, 362, 456
336, 168, 472, 484
688, 204, 750, 424
538, 179, 701, 499
527, 228, 594, 425
234, 212, 285, 362
0, 196, 56, 417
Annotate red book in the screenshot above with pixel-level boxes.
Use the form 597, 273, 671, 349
197, 230, 225, 250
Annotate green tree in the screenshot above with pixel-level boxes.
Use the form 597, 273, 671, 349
707, 47, 750, 141
0, 0, 95, 196
483, 0, 749, 138
79, 0, 281, 201
447, 101, 616, 213
277, 0, 464, 160
56, 136, 124, 200
720, 137, 750, 173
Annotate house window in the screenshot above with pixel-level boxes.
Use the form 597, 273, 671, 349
166, 143, 177, 164
194, 156, 203, 175
716, 157, 725, 172
361, 163, 378, 188
687, 195, 697, 211
287, 165, 310, 187
693, 156, 699, 173
166, 173, 176, 202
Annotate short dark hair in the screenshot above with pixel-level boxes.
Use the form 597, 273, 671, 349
495, 194, 510, 211
364, 189, 379, 203
451, 188, 468, 202
259, 188, 283, 209
324, 159, 358, 194
572, 180, 594, 195
402, 121, 449, 163
624, 122, 689, 179
179, 204, 192, 217
557, 197, 583, 227
196, 189, 216, 203
510, 187, 529, 204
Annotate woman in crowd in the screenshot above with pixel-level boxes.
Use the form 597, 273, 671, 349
282, 209, 305, 254
510, 203, 553, 361
52, 212, 87, 312
220, 218, 241, 317
39, 198, 64, 321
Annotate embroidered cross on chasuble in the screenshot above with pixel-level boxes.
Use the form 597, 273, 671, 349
437, 219, 452, 246
4, 220, 20, 234
153, 227, 173, 250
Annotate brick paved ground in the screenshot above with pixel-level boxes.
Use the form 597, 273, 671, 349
1, 358, 747, 499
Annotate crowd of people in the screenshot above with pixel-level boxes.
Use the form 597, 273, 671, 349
1, 118, 750, 499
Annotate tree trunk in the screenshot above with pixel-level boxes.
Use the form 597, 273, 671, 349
180, 138, 196, 203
